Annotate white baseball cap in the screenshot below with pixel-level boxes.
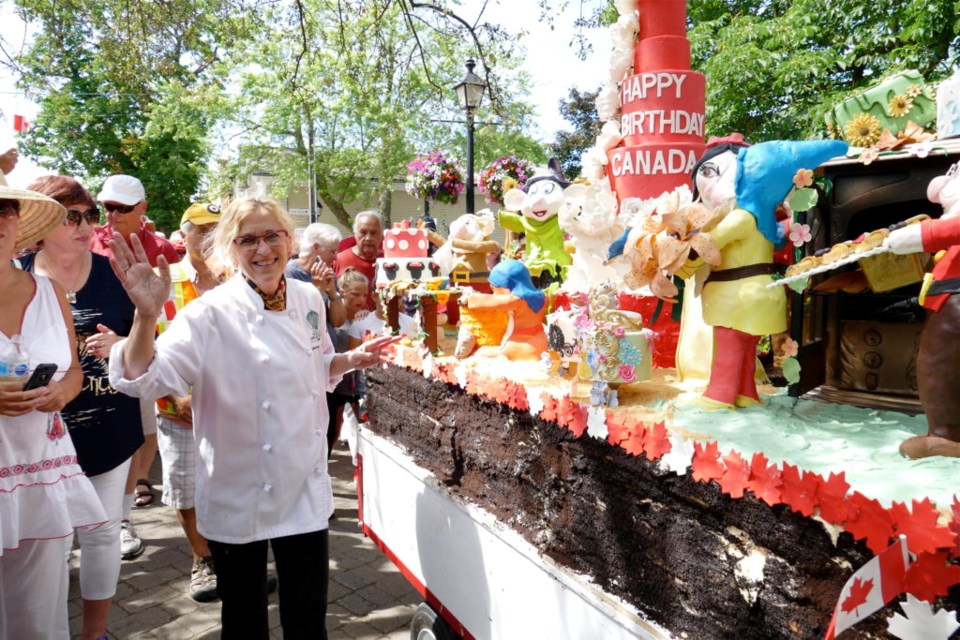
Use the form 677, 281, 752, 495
97, 175, 146, 206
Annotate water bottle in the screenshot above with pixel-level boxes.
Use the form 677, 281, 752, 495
0, 335, 30, 383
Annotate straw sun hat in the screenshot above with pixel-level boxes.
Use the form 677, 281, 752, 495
0, 185, 66, 250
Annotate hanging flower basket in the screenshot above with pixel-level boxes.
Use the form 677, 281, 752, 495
478, 155, 534, 206
405, 151, 465, 205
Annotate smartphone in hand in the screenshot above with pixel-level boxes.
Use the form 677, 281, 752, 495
23, 363, 58, 391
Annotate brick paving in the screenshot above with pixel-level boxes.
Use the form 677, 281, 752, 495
67, 445, 420, 639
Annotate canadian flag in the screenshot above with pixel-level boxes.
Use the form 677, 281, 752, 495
825, 536, 911, 638
13, 114, 30, 132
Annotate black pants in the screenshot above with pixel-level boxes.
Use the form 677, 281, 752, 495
209, 529, 329, 640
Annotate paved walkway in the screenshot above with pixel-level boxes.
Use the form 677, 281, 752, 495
67, 445, 420, 639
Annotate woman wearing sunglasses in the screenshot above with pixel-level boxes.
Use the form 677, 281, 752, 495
18, 175, 143, 640
106, 197, 399, 639
0, 185, 107, 639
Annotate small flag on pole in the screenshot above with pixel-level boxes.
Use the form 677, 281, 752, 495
13, 115, 30, 132
825, 535, 910, 639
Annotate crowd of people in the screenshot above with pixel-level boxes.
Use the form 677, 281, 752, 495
0, 153, 399, 639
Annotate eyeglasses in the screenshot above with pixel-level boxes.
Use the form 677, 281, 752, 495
102, 202, 139, 214
233, 229, 289, 250
0, 199, 20, 220
64, 208, 100, 226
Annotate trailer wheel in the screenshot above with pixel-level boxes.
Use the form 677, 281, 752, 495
410, 602, 458, 640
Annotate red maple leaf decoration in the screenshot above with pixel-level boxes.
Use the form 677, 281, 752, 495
779, 464, 819, 517
642, 420, 671, 461
464, 370, 484, 397
889, 498, 957, 556
717, 450, 750, 499
606, 415, 635, 447
840, 576, 874, 614
558, 397, 588, 438
817, 471, 857, 526
434, 362, 458, 386
552, 291, 573, 311
845, 492, 896, 554
539, 394, 559, 424
746, 452, 782, 507
691, 441, 725, 483
951, 496, 960, 558
621, 420, 648, 457
903, 550, 960, 602
505, 382, 529, 412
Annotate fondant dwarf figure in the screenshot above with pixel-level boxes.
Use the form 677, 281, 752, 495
433, 210, 500, 293
681, 139, 847, 409
885, 163, 960, 458
500, 158, 573, 287
464, 259, 548, 361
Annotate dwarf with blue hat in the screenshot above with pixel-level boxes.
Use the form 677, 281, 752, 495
680, 137, 847, 409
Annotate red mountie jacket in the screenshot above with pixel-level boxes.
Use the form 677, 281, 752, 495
920, 215, 960, 312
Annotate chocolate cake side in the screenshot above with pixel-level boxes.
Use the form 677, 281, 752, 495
365, 364, 903, 639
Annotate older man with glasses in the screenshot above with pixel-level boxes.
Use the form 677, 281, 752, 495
90, 174, 180, 269
90, 174, 181, 564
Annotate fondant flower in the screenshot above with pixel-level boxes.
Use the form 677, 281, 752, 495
613, 326, 625, 338
788, 222, 812, 247
596, 82, 620, 122
860, 146, 880, 166
792, 168, 814, 189
845, 113, 883, 147
782, 337, 799, 358
888, 94, 913, 118
614, 0, 636, 14
619, 364, 636, 382
906, 84, 923, 98
657, 193, 721, 274
908, 141, 933, 158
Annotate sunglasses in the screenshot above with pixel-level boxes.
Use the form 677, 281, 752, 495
0, 199, 21, 220
233, 229, 289, 249
64, 208, 100, 226
102, 202, 139, 214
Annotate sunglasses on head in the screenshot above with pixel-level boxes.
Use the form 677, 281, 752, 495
102, 201, 139, 214
0, 199, 20, 220
64, 207, 100, 226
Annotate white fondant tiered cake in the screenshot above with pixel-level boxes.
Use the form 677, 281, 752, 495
375, 222, 441, 288
607, 0, 706, 201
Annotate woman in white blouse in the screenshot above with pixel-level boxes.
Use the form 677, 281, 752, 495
107, 198, 397, 639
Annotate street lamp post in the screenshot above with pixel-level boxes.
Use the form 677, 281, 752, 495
453, 58, 486, 214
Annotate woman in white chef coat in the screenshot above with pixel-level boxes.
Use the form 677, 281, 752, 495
106, 197, 398, 639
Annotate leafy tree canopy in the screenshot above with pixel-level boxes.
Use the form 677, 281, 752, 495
688, 0, 960, 141
551, 87, 601, 179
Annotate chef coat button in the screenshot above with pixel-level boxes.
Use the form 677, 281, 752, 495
256, 316, 264, 325
262, 483, 272, 492
261, 400, 271, 410
260, 354, 270, 363
315, 429, 323, 436
289, 310, 297, 319
305, 349, 312, 357
311, 390, 320, 397
262, 443, 272, 452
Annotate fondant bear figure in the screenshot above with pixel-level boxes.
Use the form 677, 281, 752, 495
500, 158, 572, 287
433, 210, 500, 293
886, 163, 960, 458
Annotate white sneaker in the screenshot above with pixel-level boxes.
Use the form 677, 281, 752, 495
120, 520, 144, 560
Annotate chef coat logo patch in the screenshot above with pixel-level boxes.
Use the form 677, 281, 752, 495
306, 310, 323, 342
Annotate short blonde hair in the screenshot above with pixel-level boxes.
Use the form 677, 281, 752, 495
209, 198, 294, 275
338, 266, 370, 291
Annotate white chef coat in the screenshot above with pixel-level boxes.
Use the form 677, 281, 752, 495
110, 275, 340, 544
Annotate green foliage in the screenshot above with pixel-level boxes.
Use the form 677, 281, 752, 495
689, 0, 960, 142
13, 0, 251, 231
551, 87, 601, 179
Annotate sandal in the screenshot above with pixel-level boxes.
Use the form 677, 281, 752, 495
134, 479, 156, 507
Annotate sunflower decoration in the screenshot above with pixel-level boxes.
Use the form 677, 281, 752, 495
888, 94, 913, 118
845, 113, 883, 147
906, 84, 923, 99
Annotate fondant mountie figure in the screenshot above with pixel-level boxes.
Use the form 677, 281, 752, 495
463, 259, 548, 361
682, 138, 848, 409
500, 158, 573, 288
886, 163, 960, 458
